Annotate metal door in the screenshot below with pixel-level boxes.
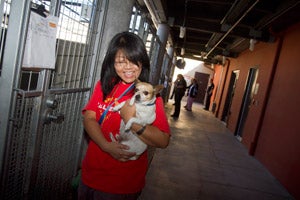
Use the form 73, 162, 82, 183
0, 0, 107, 199
194, 72, 210, 104
235, 68, 259, 140
222, 70, 239, 123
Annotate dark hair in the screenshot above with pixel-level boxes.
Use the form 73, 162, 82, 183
100, 32, 150, 100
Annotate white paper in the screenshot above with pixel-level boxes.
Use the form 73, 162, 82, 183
22, 12, 58, 69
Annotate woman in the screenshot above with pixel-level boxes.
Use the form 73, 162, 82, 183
171, 74, 187, 118
184, 78, 198, 111
79, 32, 171, 199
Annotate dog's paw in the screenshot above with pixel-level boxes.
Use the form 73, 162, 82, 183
124, 123, 133, 132
124, 119, 138, 132
112, 105, 121, 112
125, 128, 130, 133
109, 133, 117, 142
115, 134, 122, 141
112, 102, 125, 112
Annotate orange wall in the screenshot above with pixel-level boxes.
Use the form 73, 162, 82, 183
238, 42, 279, 150
210, 64, 222, 108
222, 41, 278, 142
214, 59, 231, 119
216, 22, 300, 199
255, 23, 300, 199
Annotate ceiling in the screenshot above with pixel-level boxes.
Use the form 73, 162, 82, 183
141, 0, 300, 64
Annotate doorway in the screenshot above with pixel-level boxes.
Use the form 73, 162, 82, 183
222, 70, 239, 123
235, 68, 259, 140
194, 72, 210, 104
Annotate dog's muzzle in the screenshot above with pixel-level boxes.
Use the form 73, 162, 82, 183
135, 94, 141, 102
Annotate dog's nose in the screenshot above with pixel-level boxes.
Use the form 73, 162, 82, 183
135, 94, 141, 102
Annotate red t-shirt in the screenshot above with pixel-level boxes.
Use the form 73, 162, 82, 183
82, 81, 170, 194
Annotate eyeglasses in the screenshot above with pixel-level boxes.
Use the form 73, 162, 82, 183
114, 60, 141, 68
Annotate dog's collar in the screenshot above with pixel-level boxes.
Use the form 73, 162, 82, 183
146, 100, 156, 106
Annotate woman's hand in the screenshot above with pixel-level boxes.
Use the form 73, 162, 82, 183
83, 110, 136, 162
102, 140, 136, 162
119, 100, 136, 124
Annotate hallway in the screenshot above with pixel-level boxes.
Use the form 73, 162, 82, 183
139, 100, 294, 200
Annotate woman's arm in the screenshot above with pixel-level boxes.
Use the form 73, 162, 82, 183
131, 123, 170, 148
120, 101, 170, 148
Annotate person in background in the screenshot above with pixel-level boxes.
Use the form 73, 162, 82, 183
204, 78, 215, 111
169, 78, 177, 100
79, 32, 170, 200
171, 74, 187, 118
184, 78, 198, 111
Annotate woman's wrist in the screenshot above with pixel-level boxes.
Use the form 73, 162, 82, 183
131, 124, 146, 135
100, 141, 110, 153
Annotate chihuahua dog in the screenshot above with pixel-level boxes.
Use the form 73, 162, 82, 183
110, 82, 163, 160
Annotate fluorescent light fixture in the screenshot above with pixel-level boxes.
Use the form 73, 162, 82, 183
181, 48, 185, 55
179, 26, 186, 38
193, 55, 201, 58
249, 39, 257, 51
222, 56, 226, 65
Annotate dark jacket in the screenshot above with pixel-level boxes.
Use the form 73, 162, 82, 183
187, 84, 198, 98
175, 79, 187, 97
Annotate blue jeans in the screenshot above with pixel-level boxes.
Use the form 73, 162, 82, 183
78, 181, 141, 200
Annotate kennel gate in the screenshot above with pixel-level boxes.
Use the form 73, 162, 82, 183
0, 0, 106, 199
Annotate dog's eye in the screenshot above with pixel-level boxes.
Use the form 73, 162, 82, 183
143, 91, 149, 95
135, 88, 139, 92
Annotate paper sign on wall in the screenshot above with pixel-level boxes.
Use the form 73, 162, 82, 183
22, 12, 58, 69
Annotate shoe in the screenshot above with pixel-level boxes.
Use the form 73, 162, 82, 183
171, 114, 178, 118
186, 108, 192, 111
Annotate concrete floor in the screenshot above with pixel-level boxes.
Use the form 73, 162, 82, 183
139, 100, 294, 200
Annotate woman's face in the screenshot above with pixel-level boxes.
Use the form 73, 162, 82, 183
114, 50, 142, 84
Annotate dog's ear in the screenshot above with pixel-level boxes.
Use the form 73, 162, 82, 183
154, 84, 164, 95
135, 79, 141, 84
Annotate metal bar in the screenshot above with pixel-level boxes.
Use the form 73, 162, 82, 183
206, 0, 260, 57
0, 0, 31, 180
49, 87, 90, 94
11, 89, 26, 128
85, 0, 108, 88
